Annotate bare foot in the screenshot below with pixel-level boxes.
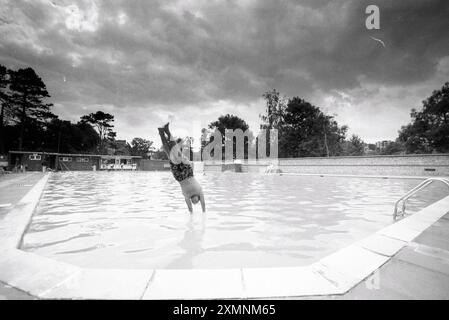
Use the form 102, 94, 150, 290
163, 122, 170, 134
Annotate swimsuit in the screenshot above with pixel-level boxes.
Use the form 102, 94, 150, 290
170, 160, 194, 182
166, 137, 193, 182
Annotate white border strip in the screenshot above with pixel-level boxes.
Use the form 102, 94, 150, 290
0, 173, 50, 249
0, 173, 448, 299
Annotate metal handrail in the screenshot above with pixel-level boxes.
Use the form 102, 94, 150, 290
393, 177, 449, 220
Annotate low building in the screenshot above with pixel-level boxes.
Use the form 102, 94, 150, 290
363, 143, 377, 155
375, 140, 393, 151
100, 155, 140, 170
0, 154, 7, 168
8, 151, 141, 172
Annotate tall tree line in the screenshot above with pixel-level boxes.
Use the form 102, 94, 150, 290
258, 83, 449, 157
398, 82, 449, 153
0, 64, 108, 154
204, 82, 449, 159
259, 89, 350, 158
201, 93, 365, 160
0, 64, 161, 158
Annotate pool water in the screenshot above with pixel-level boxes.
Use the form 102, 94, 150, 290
21, 172, 448, 269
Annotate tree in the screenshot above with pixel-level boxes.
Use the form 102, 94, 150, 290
200, 128, 208, 160
73, 121, 101, 153
184, 136, 194, 161
208, 114, 251, 160
45, 118, 100, 153
130, 137, 154, 158
259, 90, 349, 158
345, 134, 365, 156
80, 111, 116, 154
0, 65, 10, 154
276, 97, 347, 157
151, 148, 169, 160
398, 82, 449, 153
0, 64, 104, 154
381, 141, 405, 155
260, 89, 287, 130
8, 67, 55, 151
209, 114, 250, 136
259, 89, 288, 159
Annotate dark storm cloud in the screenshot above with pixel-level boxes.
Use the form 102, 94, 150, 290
2, 0, 448, 103
0, 0, 448, 142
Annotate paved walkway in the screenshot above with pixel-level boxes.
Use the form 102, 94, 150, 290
337, 213, 449, 299
0, 173, 45, 221
0, 281, 35, 300
295, 212, 449, 299
0, 172, 44, 300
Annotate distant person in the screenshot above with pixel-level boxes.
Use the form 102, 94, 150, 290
158, 122, 206, 213
42, 159, 48, 172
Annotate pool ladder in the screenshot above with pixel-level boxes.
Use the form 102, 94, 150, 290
393, 177, 449, 220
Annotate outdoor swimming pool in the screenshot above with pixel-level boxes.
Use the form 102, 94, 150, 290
21, 172, 448, 269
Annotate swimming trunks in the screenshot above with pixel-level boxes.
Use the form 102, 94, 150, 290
170, 160, 194, 182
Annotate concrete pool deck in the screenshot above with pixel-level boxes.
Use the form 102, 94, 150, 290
338, 214, 449, 299
0, 173, 45, 221
0, 172, 44, 300
0, 173, 448, 300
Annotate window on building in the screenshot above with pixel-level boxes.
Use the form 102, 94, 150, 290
29, 154, 42, 161
76, 157, 89, 162
61, 157, 72, 162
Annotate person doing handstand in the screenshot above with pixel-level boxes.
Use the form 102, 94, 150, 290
158, 123, 206, 213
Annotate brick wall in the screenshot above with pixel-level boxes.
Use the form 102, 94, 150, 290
204, 154, 449, 176
139, 159, 171, 171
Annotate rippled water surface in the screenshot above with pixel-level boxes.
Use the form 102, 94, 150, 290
21, 172, 448, 269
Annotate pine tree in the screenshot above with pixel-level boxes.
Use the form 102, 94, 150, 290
9, 67, 55, 151
0, 65, 10, 154
80, 111, 116, 154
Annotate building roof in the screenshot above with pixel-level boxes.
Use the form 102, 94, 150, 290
100, 155, 142, 159
8, 151, 141, 159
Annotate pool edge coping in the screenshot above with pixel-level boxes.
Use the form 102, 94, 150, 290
0, 172, 448, 299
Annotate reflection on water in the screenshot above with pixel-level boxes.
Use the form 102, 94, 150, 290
21, 172, 448, 269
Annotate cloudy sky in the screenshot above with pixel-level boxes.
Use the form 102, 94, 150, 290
1, 0, 448, 148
